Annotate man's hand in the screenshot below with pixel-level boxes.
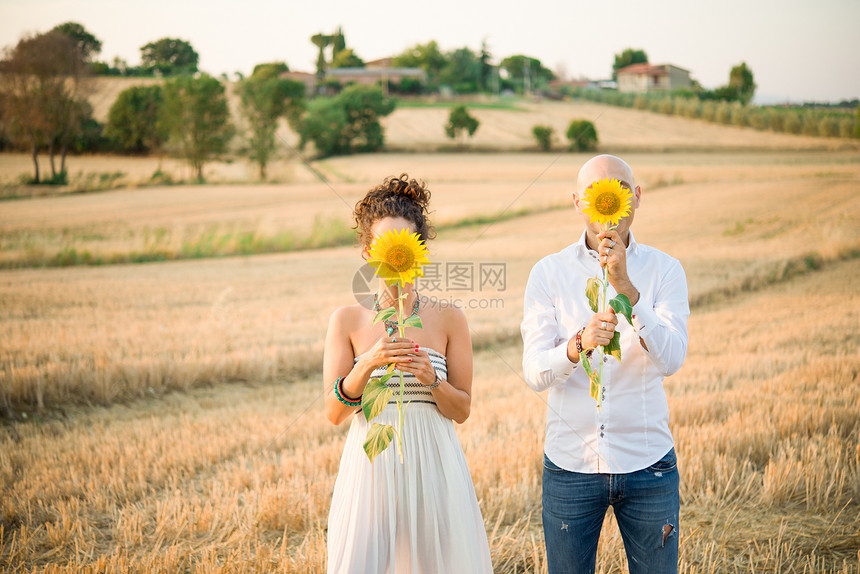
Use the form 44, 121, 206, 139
566, 311, 618, 362
597, 229, 640, 306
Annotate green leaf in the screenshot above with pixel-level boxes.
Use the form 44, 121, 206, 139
586, 277, 600, 313
403, 314, 423, 328
579, 351, 593, 378
590, 373, 601, 406
606, 332, 622, 363
362, 378, 394, 422
372, 307, 396, 325
609, 294, 633, 326
581, 351, 601, 405
363, 423, 394, 463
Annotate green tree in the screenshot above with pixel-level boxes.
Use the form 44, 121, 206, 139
251, 61, 289, 80
479, 40, 493, 92
236, 75, 305, 179
311, 33, 332, 80
331, 27, 346, 59
140, 38, 199, 76
728, 62, 756, 105
51, 22, 101, 60
612, 48, 648, 79
439, 48, 481, 93
500, 55, 555, 92
532, 125, 554, 151
331, 48, 364, 69
160, 74, 234, 181
0, 30, 88, 183
297, 84, 394, 157
566, 119, 598, 151
445, 105, 479, 143
105, 85, 167, 153
393, 41, 447, 87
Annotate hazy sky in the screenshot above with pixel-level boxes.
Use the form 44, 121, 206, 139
2, 0, 858, 103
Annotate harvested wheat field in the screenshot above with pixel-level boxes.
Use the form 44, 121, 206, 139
1, 107, 860, 572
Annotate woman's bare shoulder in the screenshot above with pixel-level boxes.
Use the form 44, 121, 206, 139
328, 303, 370, 329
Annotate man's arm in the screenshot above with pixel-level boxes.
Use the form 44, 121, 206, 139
521, 263, 578, 393
631, 260, 689, 376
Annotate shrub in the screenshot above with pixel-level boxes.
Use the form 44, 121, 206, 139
730, 104, 748, 127
445, 105, 480, 142
818, 117, 839, 138
656, 97, 673, 115
532, 125, 554, 151
297, 84, 395, 157
855, 104, 860, 138
766, 109, 783, 132
701, 101, 717, 122
566, 119, 598, 151
684, 99, 702, 119
783, 112, 801, 134
715, 102, 732, 124
106, 85, 167, 153
801, 113, 819, 136
748, 110, 767, 130
838, 117, 855, 138
634, 95, 647, 110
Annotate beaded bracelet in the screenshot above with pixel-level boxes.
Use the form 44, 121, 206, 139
575, 328, 593, 359
333, 376, 362, 407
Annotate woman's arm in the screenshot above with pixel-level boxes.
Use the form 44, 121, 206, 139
323, 306, 421, 426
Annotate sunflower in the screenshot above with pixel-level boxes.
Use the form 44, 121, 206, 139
367, 228, 430, 287
581, 178, 633, 227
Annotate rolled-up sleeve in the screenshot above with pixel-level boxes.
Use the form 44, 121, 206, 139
631, 259, 689, 376
521, 262, 577, 392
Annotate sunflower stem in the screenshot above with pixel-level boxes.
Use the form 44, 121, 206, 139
396, 285, 406, 464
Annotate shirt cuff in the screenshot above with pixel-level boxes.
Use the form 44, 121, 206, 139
549, 340, 577, 379
631, 298, 660, 338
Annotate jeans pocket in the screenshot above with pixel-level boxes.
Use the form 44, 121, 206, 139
646, 448, 677, 474
543, 453, 567, 474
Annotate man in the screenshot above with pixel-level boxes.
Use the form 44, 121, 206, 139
521, 155, 689, 573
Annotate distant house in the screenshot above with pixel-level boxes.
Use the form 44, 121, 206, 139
325, 66, 426, 88
280, 71, 317, 97
616, 63, 691, 93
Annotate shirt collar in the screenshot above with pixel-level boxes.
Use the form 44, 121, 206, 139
572, 230, 639, 256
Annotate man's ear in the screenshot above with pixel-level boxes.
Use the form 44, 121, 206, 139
572, 191, 583, 213
633, 185, 642, 208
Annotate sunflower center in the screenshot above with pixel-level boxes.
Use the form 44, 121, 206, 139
594, 192, 621, 216
384, 245, 415, 272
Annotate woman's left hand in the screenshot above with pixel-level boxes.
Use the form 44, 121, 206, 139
394, 349, 438, 388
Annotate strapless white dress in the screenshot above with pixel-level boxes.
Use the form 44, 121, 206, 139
326, 347, 494, 573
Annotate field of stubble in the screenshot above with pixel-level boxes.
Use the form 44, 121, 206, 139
1, 103, 860, 572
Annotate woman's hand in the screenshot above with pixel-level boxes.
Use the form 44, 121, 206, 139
393, 348, 438, 388
358, 335, 420, 371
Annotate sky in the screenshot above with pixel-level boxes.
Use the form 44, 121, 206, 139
2, 0, 859, 104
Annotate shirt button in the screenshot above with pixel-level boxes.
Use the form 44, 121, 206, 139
600, 424, 605, 430
600, 432, 605, 438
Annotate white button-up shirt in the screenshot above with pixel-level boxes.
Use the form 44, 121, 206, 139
521, 231, 689, 474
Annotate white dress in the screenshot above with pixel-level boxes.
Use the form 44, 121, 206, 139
327, 347, 494, 574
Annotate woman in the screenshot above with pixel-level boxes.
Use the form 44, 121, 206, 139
323, 174, 493, 573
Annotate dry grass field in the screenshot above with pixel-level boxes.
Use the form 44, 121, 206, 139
1, 103, 859, 572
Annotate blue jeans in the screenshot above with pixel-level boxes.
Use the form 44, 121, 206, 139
542, 448, 679, 574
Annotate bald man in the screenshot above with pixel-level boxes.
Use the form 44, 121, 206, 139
521, 155, 689, 573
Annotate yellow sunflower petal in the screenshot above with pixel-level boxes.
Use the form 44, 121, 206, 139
581, 178, 633, 227
367, 228, 431, 287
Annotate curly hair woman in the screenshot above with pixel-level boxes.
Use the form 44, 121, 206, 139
323, 174, 493, 573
